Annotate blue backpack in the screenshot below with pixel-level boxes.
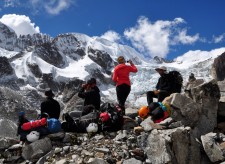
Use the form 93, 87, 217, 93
47, 118, 61, 133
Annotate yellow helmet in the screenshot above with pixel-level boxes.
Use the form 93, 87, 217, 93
138, 106, 149, 119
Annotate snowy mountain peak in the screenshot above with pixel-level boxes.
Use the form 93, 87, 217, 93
0, 21, 225, 110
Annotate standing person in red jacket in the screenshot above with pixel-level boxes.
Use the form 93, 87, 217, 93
112, 56, 138, 115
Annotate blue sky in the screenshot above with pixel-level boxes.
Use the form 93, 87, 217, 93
0, 0, 225, 60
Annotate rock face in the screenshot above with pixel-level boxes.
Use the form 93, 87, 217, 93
0, 119, 18, 138
201, 132, 225, 163
0, 87, 38, 122
212, 52, 225, 81
0, 57, 14, 77
170, 80, 220, 138
0, 22, 17, 51
33, 43, 65, 68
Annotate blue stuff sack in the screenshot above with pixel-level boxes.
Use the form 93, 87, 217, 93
47, 118, 61, 133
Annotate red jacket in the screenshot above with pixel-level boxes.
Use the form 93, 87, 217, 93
112, 64, 138, 86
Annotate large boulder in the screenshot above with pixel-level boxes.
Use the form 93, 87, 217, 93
0, 119, 18, 138
212, 52, 225, 81
22, 137, 52, 162
170, 93, 201, 127
137, 127, 200, 164
191, 80, 220, 138
170, 80, 220, 138
201, 132, 225, 163
0, 137, 19, 149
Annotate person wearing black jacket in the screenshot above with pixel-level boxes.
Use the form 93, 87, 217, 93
146, 66, 173, 106
41, 89, 61, 119
78, 78, 101, 114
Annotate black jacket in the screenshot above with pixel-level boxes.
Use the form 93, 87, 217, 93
156, 73, 173, 92
41, 97, 61, 119
78, 86, 101, 110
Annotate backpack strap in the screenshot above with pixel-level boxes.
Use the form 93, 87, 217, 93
158, 102, 167, 112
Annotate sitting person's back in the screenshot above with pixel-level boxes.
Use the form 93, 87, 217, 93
41, 89, 60, 119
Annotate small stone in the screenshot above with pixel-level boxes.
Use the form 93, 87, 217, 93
95, 152, 105, 158
95, 148, 110, 153
54, 147, 63, 154
134, 126, 144, 133
55, 159, 67, 164
94, 135, 104, 140
63, 146, 70, 152
81, 150, 93, 156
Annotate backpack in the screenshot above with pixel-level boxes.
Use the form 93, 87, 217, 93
61, 113, 78, 132
99, 103, 123, 131
47, 118, 61, 133
168, 71, 183, 93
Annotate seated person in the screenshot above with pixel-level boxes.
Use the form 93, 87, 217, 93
146, 66, 173, 106
78, 78, 101, 115
41, 89, 61, 119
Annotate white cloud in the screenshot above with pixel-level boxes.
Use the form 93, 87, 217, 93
101, 30, 121, 42
124, 16, 200, 58
30, 0, 74, 15
0, 14, 40, 36
173, 29, 199, 44
4, 0, 20, 7
213, 33, 225, 43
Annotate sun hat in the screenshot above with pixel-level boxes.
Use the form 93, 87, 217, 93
155, 66, 167, 71
45, 89, 55, 97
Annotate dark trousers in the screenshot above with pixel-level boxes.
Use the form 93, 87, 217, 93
116, 84, 131, 113
146, 90, 171, 106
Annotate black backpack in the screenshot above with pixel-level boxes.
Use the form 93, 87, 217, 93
99, 103, 123, 131
168, 71, 183, 93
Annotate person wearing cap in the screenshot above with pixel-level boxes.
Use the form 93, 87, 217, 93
146, 66, 173, 106
112, 56, 138, 114
40, 89, 61, 119
78, 77, 101, 113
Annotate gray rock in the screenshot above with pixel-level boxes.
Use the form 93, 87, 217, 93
87, 157, 108, 164
171, 93, 201, 127
123, 158, 142, 164
63, 146, 70, 152
171, 128, 201, 164
54, 147, 63, 154
0, 119, 17, 139
211, 52, 225, 81
22, 137, 52, 161
95, 148, 110, 153
0, 137, 19, 149
123, 116, 138, 130
81, 149, 93, 156
114, 130, 128, 141
36, 150, 54, 164
47, 132, 65, 140
201, 132, 225, 163
145, 129, 174, 164
94, 134, 104, 140
140, 117, 154, 132
218, 102, 225, 116
55, 159, 68, 164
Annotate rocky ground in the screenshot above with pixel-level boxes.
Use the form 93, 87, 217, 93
1, 80, 225, 164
